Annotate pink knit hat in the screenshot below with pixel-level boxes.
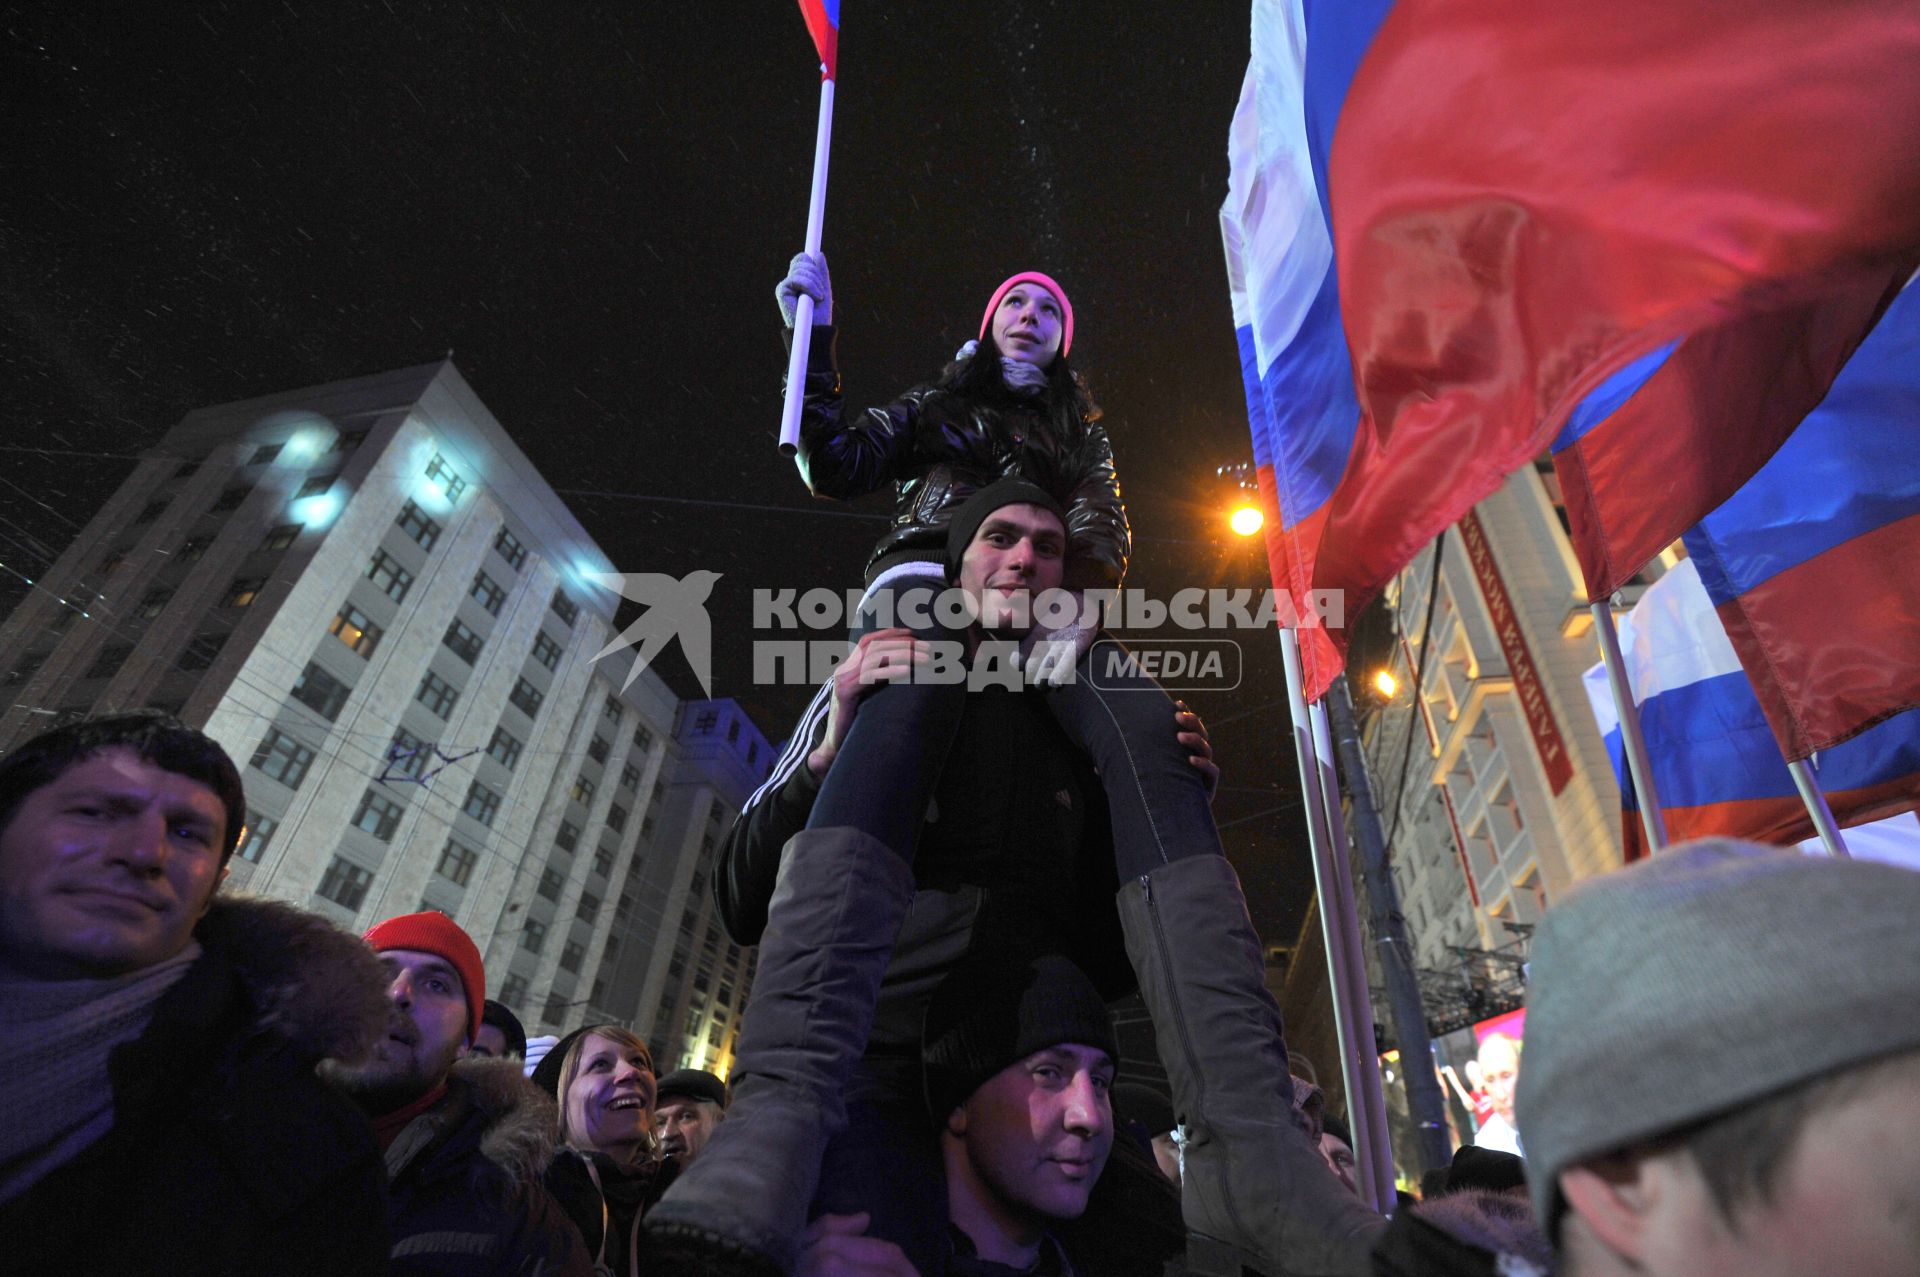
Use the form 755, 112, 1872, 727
979, 271, 1074, 359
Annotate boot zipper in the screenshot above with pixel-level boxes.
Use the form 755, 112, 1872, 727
1138, 872, 1251, 1244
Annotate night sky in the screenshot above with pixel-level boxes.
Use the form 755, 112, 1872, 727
2, 2, 1323, 940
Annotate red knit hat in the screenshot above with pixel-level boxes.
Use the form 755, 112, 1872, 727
979, 271, 1074, 359
365, 912, 487, 1044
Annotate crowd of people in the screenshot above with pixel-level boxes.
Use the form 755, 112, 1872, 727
3, 261, 1916, 1277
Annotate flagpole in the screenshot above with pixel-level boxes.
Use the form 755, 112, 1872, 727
777, 71, 836, 456
1787, 759, 1852, 857
1590, 598, 1669, 853
1309, 697, 1398, 1214
1278, 627, 1388, 1212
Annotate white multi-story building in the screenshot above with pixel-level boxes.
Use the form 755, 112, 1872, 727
0, 360, 769, 1062
1362, 462, 1679, 971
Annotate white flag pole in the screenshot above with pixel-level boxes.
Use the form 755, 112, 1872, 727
1279, 627, 1389, 1211
1787, 758, 1852, 857
1310, 697, 1398, 1214
777, 71, 837, 457
1590, 598, 1670, 853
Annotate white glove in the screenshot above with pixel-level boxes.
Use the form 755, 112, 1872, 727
1021, 620, 1099, 688
953, 338, 979, 362
776, 251, 833, 327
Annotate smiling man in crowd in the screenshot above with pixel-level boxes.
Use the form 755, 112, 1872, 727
0, 711, 391, 1274
331, 910, 591, 1275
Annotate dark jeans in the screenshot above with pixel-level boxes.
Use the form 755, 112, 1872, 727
807, 570, 1224, 877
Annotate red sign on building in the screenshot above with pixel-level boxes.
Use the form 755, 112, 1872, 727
1459, 512, 1575, 796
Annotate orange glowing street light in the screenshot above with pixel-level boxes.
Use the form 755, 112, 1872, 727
1230, 505, 1264, 537
1373, 669, 1398, 699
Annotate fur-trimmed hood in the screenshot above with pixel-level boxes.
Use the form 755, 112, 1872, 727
193, 894, 392, 1066
443, 1057, 564, 1184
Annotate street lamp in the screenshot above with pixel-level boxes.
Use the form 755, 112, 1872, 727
1373, 669, 1399, 699
1230, 505, 1264, 537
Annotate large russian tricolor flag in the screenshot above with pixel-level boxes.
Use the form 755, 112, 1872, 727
1680, 276, 1920, 759
1225, 0, 1920, 701
1582, 559, 1920, 862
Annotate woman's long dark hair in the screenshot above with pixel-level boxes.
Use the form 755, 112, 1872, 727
934, 331, 1102, 442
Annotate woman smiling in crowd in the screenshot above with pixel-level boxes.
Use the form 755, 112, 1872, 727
541, 1025, 673, 1277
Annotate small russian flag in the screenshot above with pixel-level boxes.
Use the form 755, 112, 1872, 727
797, 0, 839, 80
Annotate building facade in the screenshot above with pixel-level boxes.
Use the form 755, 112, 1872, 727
1361, 462, 1678, 969
0, 361, 768, 1065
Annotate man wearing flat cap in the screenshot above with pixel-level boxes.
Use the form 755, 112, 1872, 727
1514, 838, 1920, 1277
655, 1068, 729, 1167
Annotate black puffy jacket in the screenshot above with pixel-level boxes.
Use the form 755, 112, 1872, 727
794, 327, 1131, 589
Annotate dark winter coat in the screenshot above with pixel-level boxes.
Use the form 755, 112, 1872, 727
543, 1147, 677, 1277
383, 1058, 593, 1276
1369, 1189, 1554, 1277
794, 326, 1131, 589
716, 685, 1133, 1052
0, 896, 394, 1276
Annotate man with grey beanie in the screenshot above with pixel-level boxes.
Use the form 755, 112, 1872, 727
1515, 837, 1920, 1277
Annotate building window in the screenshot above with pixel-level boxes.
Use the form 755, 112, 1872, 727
499, 973, 529, 1010
176, 632, 229, 672
86, 643, 133, 680
4, 651, 48, 686
555, 820, 582, 852
416, 670, 460, 719
605, 803, 628, 833
261, 523, 302, 552
692, 708, 719, 735
619, 763, 639, 790
486, 726, 523, 770
461, 780, 501, 827
174, 459, 201, 478
508, 676, 544, 719
550, 588, 578, 627
367, 550, 415, 602
726, 719, 741, 744
133, 499, 169, 525
470, 570, 507, 616
295, 474, 336, 499
640, 813, 656, 839
210, 486, 251, 513
316, 857, 374, 911
601, 695, 622, 725
352, 789, 406, 841
592, 846, 615, 878
176, 535, 212, 564
330, 605, 383, 658
236, 811, 278, 863
221, 577, 266, 609
249, 443, 283, 465
388, 728, 428, 779
494, 526, 528, 570
538, 868, 565, 901
395, 499, 442, 551
531, 631, 562, 671
442, 618, 484, 665
559, 941, 586, 974
250, 729, 317, 789
330, 429, 367, 454
590, 977, 608, 1006
588, 734, 610, 763
577, 893, 601, 923
291, 662, 351, 721
425, 452, 468, 502
436, 839, 479, 887
571, 775, 595, 806
632, 725, 654, 754
522, 920, 548, 955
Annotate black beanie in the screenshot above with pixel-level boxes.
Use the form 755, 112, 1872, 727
943, 479, 1068, 582
922, 953, 1119, 1122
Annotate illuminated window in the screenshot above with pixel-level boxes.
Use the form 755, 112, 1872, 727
425, 452, 468, 502
221, 577, 266, 609
571, 775, 596, 806
329, 605, 382, 658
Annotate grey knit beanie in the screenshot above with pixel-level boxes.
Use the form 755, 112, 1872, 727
922, 952, 1118, 1122
1517, 838, 1920, 1238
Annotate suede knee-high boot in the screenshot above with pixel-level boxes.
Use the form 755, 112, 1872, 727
644, 827, 916, 1276
1118, 855, 1387, 1277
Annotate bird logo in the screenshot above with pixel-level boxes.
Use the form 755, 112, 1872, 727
584, 570, 724, 696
